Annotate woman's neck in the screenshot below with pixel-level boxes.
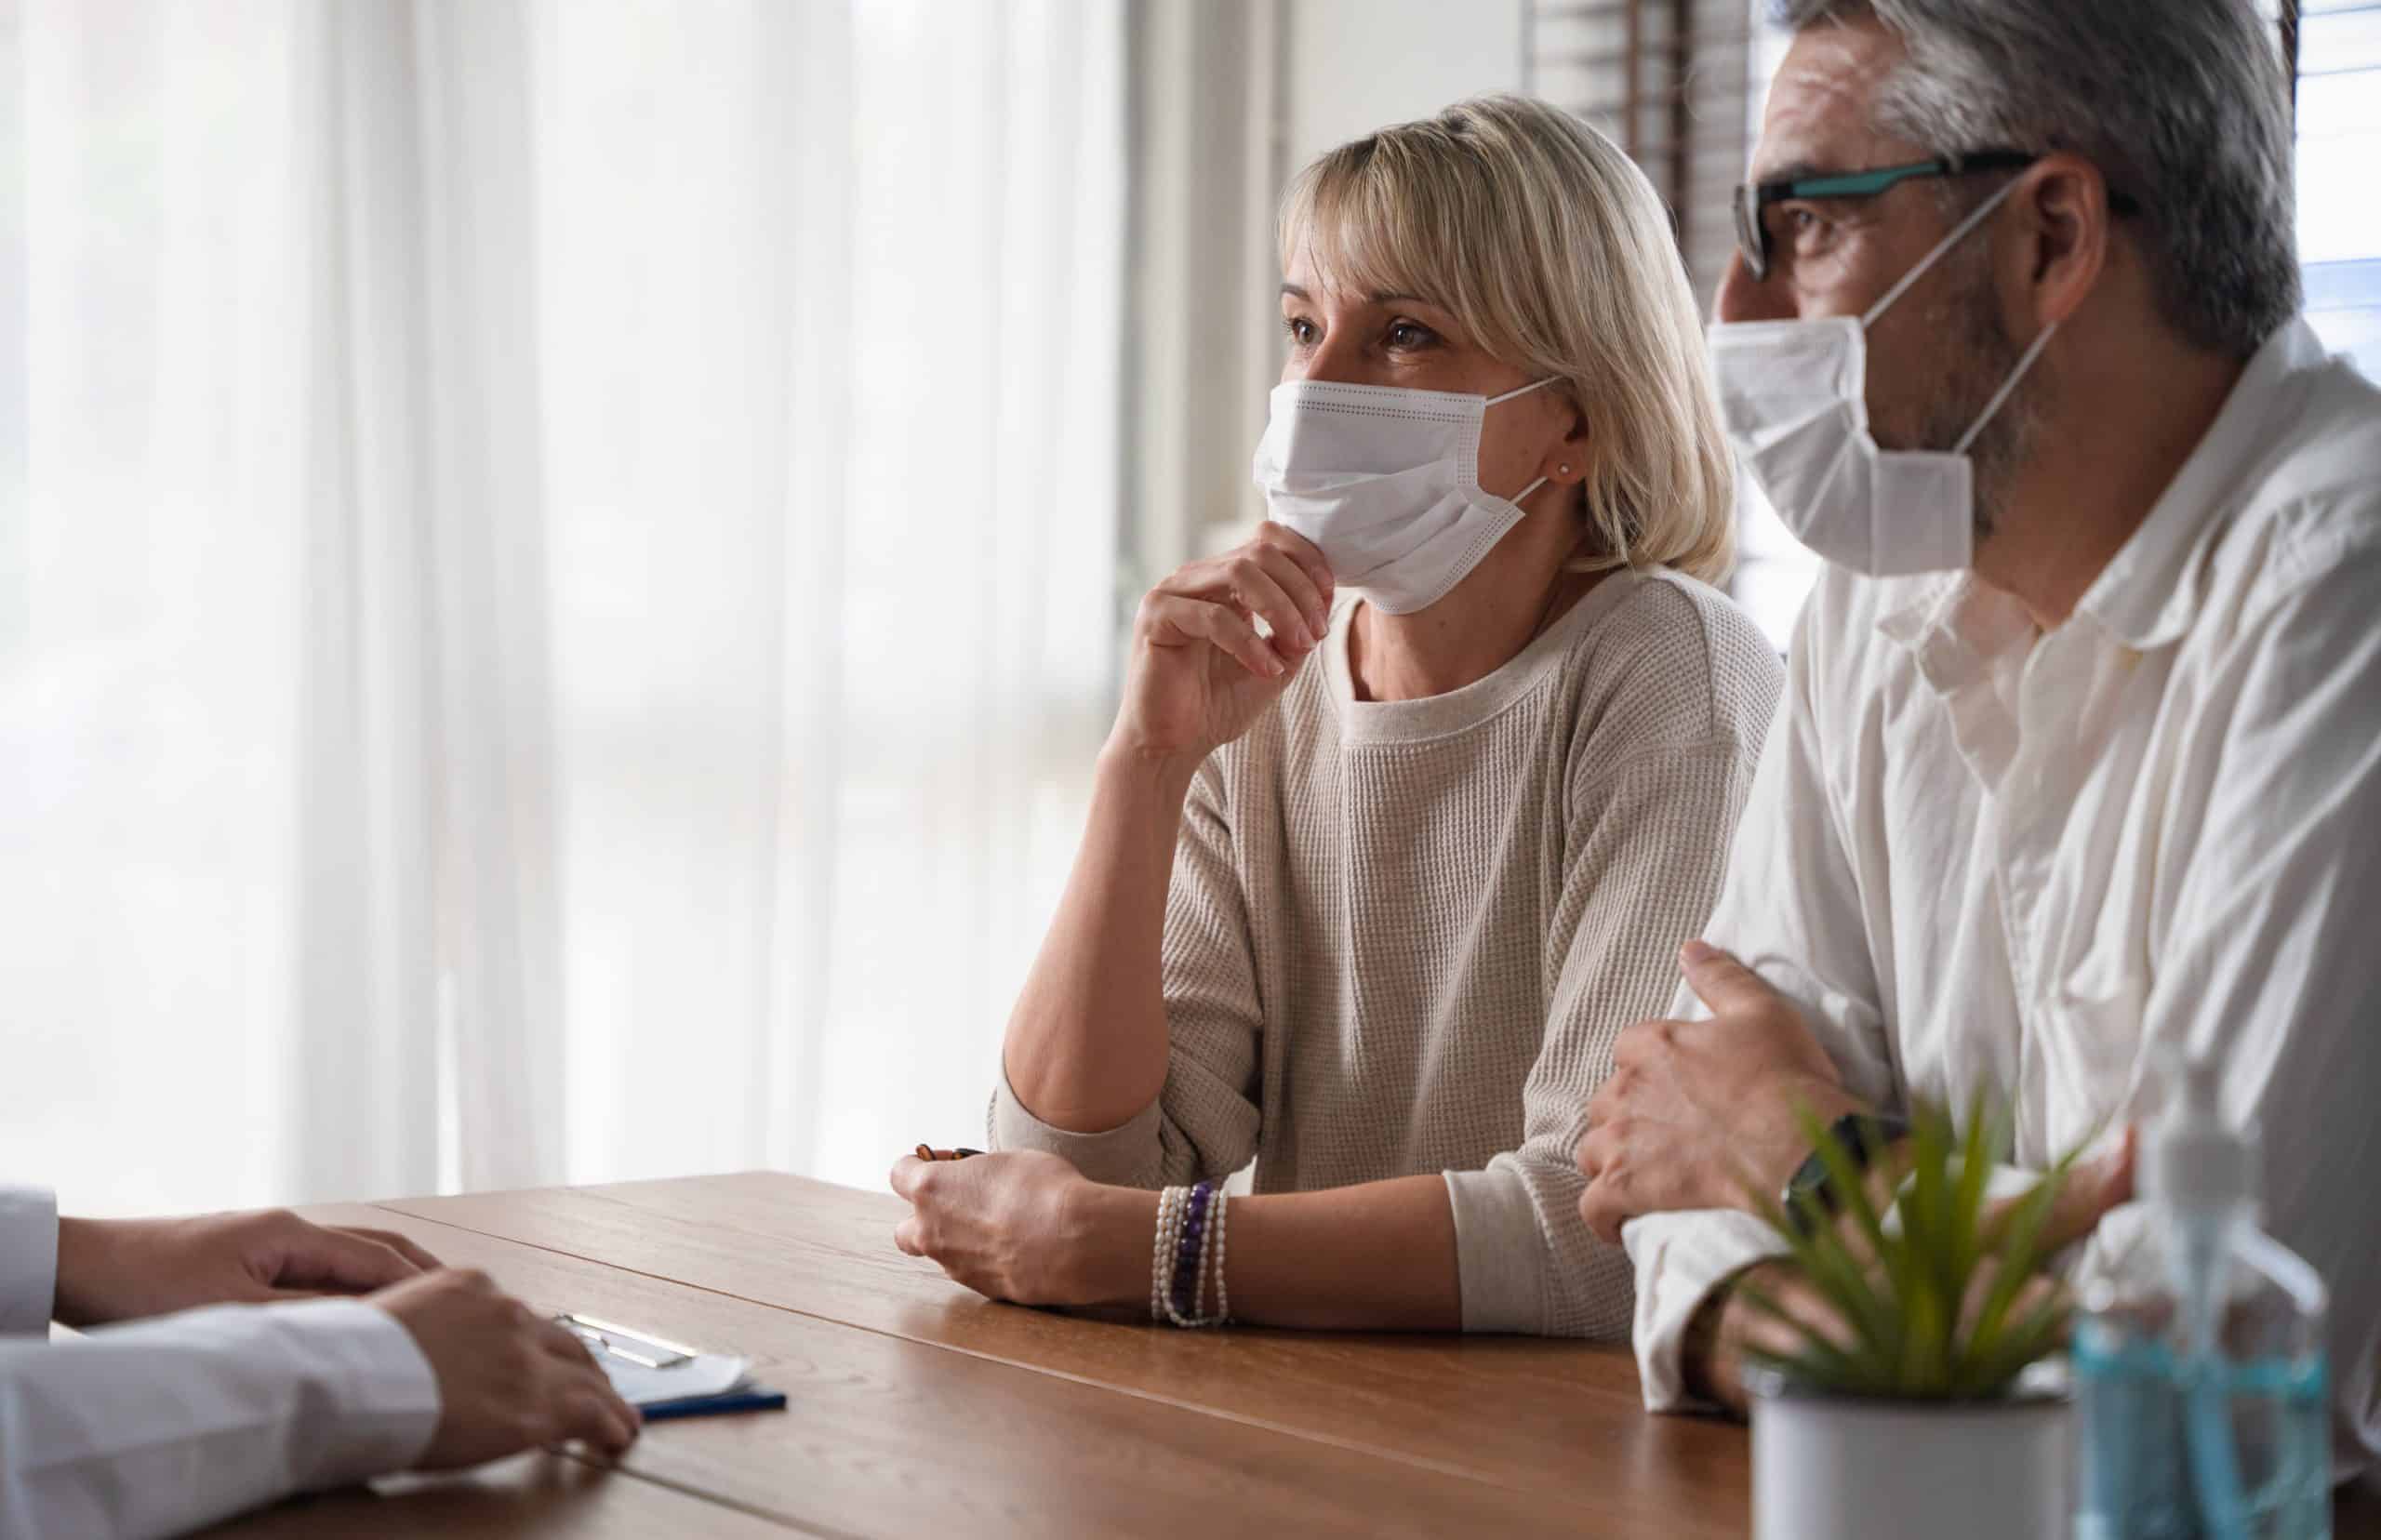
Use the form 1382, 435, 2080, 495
1346, 505, 1610, 703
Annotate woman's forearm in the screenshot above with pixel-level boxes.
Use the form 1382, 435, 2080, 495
1072, 1174, 1462, 1331
1000, 744, 1201, 1133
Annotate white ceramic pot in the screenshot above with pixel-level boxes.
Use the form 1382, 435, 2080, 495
1749, 1372, 2074, 1540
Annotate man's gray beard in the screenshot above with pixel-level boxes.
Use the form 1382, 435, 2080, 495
1914, 252, 2047, 546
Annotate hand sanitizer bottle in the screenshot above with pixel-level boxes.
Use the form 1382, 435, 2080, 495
2074, 1055, 2331, 1538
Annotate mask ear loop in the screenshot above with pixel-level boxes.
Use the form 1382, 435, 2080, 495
1953, 319, 2060, 455
1485, 377, 1559, 406
1860, 173, 2026, 329
1485, 376, 1561, 509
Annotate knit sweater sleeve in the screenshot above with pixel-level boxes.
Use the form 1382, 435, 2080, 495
989, 752, 1264, 1188
1442, 732, 1767, 1338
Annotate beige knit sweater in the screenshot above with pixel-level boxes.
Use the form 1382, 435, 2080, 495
991, 566, 1783, 1337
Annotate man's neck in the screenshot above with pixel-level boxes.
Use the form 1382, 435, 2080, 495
1975, 331, 2246, 632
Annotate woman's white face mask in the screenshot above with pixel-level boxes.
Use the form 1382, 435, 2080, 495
1707, 176, 2056, 578
1249, 376, 1556, 615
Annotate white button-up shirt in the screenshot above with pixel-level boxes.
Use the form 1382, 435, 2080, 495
0, 1185, 441, 1538
1624, 317, 2381, 1480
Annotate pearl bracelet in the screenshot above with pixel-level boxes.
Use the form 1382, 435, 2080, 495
1150, 1185, 1183, 1323
1152, 1180, 1231, 1328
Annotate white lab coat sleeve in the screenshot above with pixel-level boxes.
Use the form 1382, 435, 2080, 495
0, 1298, 441, 1540
0, 1187, 60, 1337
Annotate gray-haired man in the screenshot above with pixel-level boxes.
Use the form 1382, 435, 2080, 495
1572, 0, 2381, 1484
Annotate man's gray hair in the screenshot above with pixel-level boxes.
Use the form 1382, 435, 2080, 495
1771, 0, 2300, 359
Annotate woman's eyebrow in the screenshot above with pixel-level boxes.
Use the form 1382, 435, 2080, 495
1277, 283, 1445, 311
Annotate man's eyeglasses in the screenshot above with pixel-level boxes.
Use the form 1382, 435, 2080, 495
1731, 150, 2141, 283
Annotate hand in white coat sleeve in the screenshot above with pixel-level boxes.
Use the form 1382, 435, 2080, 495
0, 1298, 441, 1540
0, 1187, 60, 1336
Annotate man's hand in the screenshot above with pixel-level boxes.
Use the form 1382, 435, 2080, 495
1692, 1132, 2138, 1413
53, 1207, 444, 1328
1575, 941, 1861, 1244
371, 1268, 641, 1467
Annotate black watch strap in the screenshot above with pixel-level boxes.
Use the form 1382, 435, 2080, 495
1781, 1110, 1910, 1233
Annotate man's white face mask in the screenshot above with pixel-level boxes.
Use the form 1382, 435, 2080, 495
1707, 176, 2057, 577
1249, 376, 1556, 615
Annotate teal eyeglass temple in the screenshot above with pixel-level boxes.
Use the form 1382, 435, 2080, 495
1732, 148, 2144, 282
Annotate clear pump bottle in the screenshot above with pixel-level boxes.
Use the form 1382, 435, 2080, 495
2074, 1056, 2331, 1538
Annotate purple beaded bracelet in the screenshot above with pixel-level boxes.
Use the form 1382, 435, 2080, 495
1169, 1180, 1216, 1319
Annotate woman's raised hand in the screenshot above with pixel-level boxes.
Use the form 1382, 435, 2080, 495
1109, 524, 1335, 763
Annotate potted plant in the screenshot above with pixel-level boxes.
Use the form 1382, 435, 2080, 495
1738, 1095, 2082, 1540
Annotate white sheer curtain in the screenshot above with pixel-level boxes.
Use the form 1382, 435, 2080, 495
1, 0, 1124, 1213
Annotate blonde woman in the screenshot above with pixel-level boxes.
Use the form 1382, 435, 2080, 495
889, 95, 1781, 1337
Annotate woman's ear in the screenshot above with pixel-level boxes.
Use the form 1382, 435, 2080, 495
1543, 394, 1592, 485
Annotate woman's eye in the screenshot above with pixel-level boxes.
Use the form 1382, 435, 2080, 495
1386, 320, 1438, 350
1284, 316, 1318, 346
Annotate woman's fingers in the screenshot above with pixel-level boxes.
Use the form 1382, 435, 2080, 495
1256, 523, 1336, 616
886, 1154, 934, 1201
1152, 530, 1333, 645
1158, 551, 1311, 653
1221, 552, 1313, 651
1143, 593, 1285, 678
1243, 540, 1331, 642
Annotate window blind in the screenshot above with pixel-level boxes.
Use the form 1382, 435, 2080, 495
1523, 0, 1757, 308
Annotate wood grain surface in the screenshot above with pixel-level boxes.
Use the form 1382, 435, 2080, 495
180, 1170, 2379, 1538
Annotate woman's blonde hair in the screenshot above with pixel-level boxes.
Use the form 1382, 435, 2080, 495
1280, 94, 1736, 585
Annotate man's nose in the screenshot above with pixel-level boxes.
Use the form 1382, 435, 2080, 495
1714, 250, 1797, 325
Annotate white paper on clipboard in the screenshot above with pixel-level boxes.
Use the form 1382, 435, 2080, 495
555, 1313, 758, 1408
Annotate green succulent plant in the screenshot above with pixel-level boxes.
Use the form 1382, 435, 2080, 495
1738, 1093, 2081, 1401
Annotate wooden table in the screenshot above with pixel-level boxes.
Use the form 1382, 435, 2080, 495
197, 1171, 2378, 1538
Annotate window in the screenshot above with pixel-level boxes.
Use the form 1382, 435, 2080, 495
2295, 1, 2381, 375
1526, 1, 1820, 645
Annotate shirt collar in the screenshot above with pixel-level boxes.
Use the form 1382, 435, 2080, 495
1876, 572, 2031, 697
1878, 315, 2326, 671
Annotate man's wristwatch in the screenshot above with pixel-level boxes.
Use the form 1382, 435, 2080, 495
1780, 1110, 1909, 1234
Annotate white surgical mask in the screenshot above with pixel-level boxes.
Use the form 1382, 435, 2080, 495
1249, 376, 1556, 614
1707, 177, 2057, 577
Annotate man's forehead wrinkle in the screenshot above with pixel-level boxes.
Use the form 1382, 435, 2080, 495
1750, 25, 1916, 183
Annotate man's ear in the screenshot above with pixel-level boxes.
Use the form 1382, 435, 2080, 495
2008, 152, 2110, 329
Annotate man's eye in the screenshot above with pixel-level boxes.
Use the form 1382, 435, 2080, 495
1776, 206, 1828, 245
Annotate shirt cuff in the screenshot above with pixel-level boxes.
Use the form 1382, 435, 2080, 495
1443, 1167, 1546, 1334
250, 1298, 443, 1488
988, 1069, 1165, 1188
1622, 1208, 1788, 1411
0, 1187, 60, 1336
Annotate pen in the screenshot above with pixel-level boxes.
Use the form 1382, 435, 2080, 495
640, 1389, 790, 1422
